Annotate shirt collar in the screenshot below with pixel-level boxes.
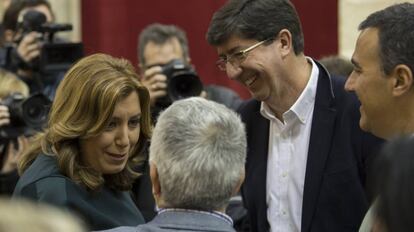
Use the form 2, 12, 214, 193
157, 208, 233, 226
260, 57, 319, 124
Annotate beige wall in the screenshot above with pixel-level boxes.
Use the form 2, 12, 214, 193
339, 0, 414, 58
49, 0, 81, 42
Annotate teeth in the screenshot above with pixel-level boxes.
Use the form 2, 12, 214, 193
245, 76, 256, 86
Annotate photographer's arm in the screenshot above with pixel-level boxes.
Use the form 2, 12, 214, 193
1, 136, 28, 174
17, 32, 42, 64
15, 32, 42, 79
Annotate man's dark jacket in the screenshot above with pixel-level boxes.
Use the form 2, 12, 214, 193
238, 62, 383, 232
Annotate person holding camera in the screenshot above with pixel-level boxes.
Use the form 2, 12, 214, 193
13, 54, 151, 231
1, 0, 68, 100
0, 68, 30, 196
137, 23, 243, 115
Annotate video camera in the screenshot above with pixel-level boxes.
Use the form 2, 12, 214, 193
13, 10, 83, 73
0, 92, 51, 139
155, 59, 203, 108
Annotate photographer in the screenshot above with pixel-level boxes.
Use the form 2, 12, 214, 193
0, 69, 30, 196
138, 23, 243, 116
1, 0, 80, 100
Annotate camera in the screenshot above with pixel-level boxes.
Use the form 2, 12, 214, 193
0, 92, 51, 139
13, 10, 83, 73
155, 59, 203, 108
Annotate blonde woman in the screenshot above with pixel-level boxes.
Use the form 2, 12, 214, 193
13, 54, 152, 231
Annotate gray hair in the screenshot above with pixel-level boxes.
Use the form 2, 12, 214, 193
149, 97, 246, 211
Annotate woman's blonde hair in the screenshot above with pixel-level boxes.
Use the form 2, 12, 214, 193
19, 53, 151, 191
0, 69, 29, 98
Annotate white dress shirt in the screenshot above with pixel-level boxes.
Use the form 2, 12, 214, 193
261, 58, 319, 232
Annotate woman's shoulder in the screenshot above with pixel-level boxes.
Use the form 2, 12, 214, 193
13, 154, 78, 199
18, 154, 65, 183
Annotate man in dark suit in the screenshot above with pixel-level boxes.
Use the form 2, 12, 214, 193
99, 97, 246, 232
344, 3, 414, 231
206, 0, 383, 231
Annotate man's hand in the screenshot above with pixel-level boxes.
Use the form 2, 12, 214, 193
141, 66, 168, 106
16, 31, 42, 63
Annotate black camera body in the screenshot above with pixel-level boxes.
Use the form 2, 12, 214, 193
155, 59, 203, 108
16, 10, 83, 73
0, 93, 51, 139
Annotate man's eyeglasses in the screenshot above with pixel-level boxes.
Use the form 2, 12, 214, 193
216, 38, 272, 71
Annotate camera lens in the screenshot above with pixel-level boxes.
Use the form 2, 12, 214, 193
22, 94, 50, 129
169, 74, 203, 100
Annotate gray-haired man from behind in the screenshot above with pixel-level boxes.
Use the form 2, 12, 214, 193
100, 97, 246, 232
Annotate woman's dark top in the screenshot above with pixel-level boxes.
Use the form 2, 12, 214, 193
13, 154, 144, 230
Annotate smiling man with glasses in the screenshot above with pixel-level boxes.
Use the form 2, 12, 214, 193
207, 0, 384, 232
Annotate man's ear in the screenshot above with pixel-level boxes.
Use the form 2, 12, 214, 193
277, 29, 293, 58
232, 169, 245, 196
149, 162, 161, 197
392, 64, 413, 96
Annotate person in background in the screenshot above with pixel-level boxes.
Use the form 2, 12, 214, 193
0, 68, 30, 195
344, 3, 414, 231
100, 97, 246, 232
0, 197, 86, 232
206, 0, 383, 231
319, 55, 353, 78
138, 23, 242, 113
2, 0, 63, 100
13, 53, 151, 231
367, 136, 414, 232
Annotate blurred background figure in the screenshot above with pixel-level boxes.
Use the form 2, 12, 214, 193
367, 136, 414, 232
101, 97, 246, 232
0, 68, 30, 196
1, 0, 82, 100
13, 53, 151, 231
319, 55, 353, 78
137, 23, 242, 115
0, 197, 86, 232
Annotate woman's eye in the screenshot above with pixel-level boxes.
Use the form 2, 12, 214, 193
129, 119, 140, 128
105, 121, 117, 130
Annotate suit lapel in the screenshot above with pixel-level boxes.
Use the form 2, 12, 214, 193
301, 63, 337, 232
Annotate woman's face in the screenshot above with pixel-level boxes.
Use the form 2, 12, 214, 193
80, 91, 142, 174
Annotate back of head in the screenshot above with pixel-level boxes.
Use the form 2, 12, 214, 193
206, 0, 304, 55
0, 198, 85, 232
138, 23, 189, 66
359, 2, 414, 76
150, 97, 246, 211
369, 136, 414, 231
0, 68, 29, 98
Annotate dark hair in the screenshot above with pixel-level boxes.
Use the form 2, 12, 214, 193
206, 0, 304, 55
368, 135, 414, 231
138, 23, 189, 66
2, 0, 53, 31
319, 55, 353, 77
359, 3, 414, 75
